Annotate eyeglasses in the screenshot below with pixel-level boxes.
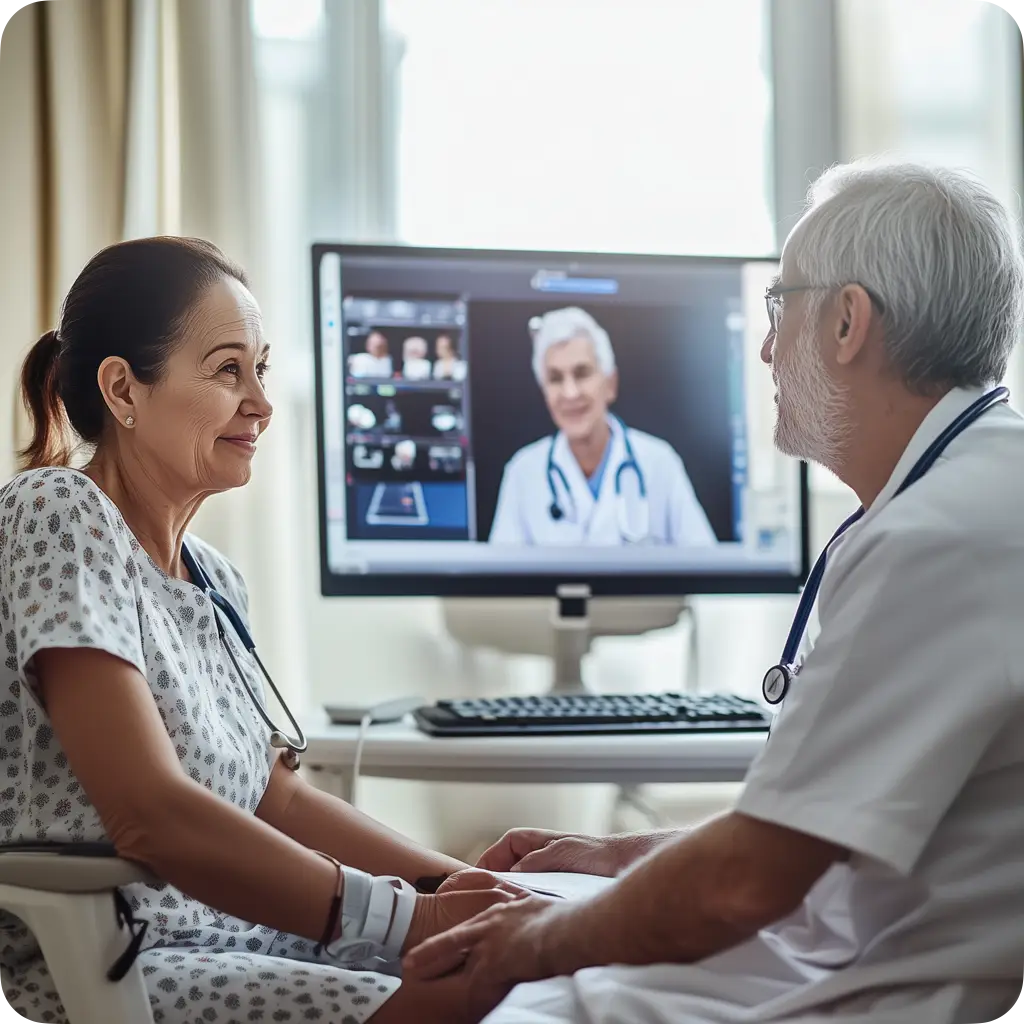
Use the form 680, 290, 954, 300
764, 283, 886, 335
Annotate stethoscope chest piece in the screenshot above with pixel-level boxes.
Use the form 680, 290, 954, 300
762, 664, 792, 705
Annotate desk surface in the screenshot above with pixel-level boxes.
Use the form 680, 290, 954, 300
300, 713, 766, 785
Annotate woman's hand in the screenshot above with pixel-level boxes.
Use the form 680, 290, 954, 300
436, 868, 531, 899
402, 868, 525, 953
477, 828, 666, 876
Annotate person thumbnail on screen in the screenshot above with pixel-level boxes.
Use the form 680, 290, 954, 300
348, 329, 393, 379
401, 336, 433, 380
489, 306, 716, 547
432, 332, 467, 382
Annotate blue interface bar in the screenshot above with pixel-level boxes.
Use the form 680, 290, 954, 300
531, 272, 619, 295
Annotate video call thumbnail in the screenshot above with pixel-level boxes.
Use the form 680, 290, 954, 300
347, 324, 466, 384
339, 291, 740, 547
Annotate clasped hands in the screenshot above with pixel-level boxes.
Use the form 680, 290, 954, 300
402, 828, 657, 1013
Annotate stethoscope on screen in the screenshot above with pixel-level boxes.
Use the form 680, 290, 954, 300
180, 544, 307, 769
762, 386, 1009, 709
547, 415, 650, 543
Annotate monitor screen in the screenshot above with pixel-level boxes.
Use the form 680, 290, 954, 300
313, 244, 809, 597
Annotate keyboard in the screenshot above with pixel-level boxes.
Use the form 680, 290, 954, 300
413, 692, 772, 737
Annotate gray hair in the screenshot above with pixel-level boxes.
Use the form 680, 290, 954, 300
787, 159, 1024, 393
529, 307, 615, 384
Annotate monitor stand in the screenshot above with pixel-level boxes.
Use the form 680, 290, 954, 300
550, 584, 593, 694
442, 588, 696, 695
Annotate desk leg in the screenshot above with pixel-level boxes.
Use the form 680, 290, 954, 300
304, 765, 356, 805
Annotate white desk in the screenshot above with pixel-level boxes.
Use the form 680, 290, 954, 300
300, 712, 767, 803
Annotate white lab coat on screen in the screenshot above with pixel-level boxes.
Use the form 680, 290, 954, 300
402, 357, 433, 381
488, 416, 717, 547
485, 387, 1024, 1024
348, 352, 392, 378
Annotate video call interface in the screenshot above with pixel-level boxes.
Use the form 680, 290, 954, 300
316, 247, 803, 577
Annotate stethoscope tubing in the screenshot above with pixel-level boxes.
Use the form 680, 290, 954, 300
547, 416, 648, 537
180, 544, 307, 759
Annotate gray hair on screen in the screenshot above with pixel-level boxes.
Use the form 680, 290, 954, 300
788, 159, 1024, 393
529, 306, 616, 384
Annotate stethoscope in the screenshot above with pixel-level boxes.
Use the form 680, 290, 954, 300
547, 415, 650, 543
762, 386, 1009, 708
180, 543, 307, 769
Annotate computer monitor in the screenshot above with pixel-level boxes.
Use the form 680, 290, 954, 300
313, 244, 809, 598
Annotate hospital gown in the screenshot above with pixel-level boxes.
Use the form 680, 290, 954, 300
0, 468, 401, 1023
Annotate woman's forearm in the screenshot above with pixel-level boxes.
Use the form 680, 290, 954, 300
115, 777, 341, 944
257, 759, 466, 882
114, 758, 462, 946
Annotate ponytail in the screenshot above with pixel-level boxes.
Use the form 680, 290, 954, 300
19, 330, 72, 470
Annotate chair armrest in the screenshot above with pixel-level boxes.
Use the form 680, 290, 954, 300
0, 843, 158, 892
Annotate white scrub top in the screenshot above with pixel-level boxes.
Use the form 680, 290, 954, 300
348, 352, 393, 378
433, 358, 467, 382
487, 386, 1024, 1024
488, 416, 717, 547
402, 357, 433, 381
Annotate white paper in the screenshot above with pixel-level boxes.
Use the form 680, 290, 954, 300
497, 871, 615, 901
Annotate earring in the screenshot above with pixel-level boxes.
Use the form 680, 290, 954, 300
125, 416, 135, 427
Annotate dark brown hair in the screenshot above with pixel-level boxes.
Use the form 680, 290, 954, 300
19, 236, 249, 470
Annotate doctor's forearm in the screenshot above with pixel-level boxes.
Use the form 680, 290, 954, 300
256, 758, 466, 882
538, 812, 830, 977
538, 815, 758, 975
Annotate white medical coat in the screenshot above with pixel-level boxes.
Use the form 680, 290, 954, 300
487, 386, 1024, 1023
488, 417, 717, 547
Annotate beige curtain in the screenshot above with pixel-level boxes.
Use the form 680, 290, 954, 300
0, 0, 300, 704
0, 0, 177, 462
0, 0, 130, 479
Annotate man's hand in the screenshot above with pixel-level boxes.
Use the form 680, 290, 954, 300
477, 827, 667, 876
404, 894, 564, 1016
402, 869, 525, 953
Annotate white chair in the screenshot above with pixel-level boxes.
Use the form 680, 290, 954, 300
0, 842, 157, 1024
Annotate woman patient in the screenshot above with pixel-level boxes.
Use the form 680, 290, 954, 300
0, 237, 517, 1024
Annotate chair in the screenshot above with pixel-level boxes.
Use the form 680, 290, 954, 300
0, 842, 157, 1024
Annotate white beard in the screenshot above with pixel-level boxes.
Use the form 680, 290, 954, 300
773, 306, 849, 469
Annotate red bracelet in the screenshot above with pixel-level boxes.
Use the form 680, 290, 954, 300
313, 851, 344, 954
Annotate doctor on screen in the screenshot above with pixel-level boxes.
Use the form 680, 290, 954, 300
488, 306, 716, 546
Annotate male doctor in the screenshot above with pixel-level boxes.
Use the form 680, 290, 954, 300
488, 306, 716, 546
405, 161, 1024, 1023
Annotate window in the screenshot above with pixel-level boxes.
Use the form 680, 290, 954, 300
809, 0, 1024, 499
838, 0, 1021, 210
385, 0, 775, 256
248, 0, 1024, 705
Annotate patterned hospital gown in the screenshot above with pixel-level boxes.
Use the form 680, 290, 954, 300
0, 468, 401, 1023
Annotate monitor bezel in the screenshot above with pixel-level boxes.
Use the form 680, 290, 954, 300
312, 242, 810, 598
